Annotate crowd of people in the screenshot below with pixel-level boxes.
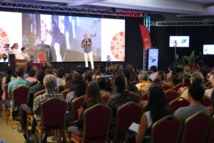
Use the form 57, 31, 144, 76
1, 62, 214, 143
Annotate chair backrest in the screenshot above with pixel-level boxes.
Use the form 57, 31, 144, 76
82, 103, 112, 143
165, 89, 179, 105
181, 112, 211, 143
60, 89, 70, 99
129, 91, 141, 102
12, 86, 30, 109
72, 95, 85, 124
173, 83, 184, 91
208, 115, 214, 143
201, 97, 211, 107
114, 101, 142, 141
38, 52, 46, 62
4, 84, 9, 100
151, 115, 182, 143
142, 92, 149, 100
41, 97, 67, 131
169, 97, 190, 111
34, 89, 45, 98
204, 82, 212, 88
162, 84, 172, 91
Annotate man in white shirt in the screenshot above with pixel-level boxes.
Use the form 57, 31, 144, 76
11, 43, 27, 60
21, 47, 30, 59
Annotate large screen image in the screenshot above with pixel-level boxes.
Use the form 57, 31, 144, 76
0, 12, 125, 62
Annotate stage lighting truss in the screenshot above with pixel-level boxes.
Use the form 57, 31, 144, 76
0, 1, 143, 17
151, 21, 214, 26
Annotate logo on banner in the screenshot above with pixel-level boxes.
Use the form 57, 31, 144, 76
149, 56, 156, 63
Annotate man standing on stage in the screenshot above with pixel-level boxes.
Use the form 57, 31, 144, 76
47, 21, 62, 62
81, 34, 94, 69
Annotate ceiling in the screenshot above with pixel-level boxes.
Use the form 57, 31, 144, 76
3, 0, 214, 20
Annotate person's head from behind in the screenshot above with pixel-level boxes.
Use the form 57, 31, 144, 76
21, 47, 26, 53
36, 69, 45, 84
138, 71, 148, 82
85, 81, 103, 106
114, 75, 126, 93
190, 72, 204, 84
182, 75, 190, 87
97, 77, 107, 91
147, 86, 167, 122
188, 82, 205, 102
99, 65, 106, 74
122, 68, 131, 81
94, 69, 101, 79
56, 68, 64, 79
183, 66, 190, 73
157, 71, 165, 81
70, 74, 86, 97
45, 66, 54, 75
199, 68, 208, 80
43, 74, 57, 91
15, 66, 25, 77
83, 70, 92, 85
150, 66, 157, 73
62, 73, 72, 88
75, 66, 84, 75
28, 68, 36, 78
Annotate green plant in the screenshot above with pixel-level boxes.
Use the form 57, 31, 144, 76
177, 50, 195, 69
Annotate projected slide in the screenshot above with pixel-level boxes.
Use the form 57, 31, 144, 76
169, 36, 189, 48
0, 12, 22, 62
203, 44, 214, 55
21, 13, 125, 62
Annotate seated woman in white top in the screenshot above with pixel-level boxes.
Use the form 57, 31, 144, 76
135, 86, 172, 143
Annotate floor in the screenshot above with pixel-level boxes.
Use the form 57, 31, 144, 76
0, 111, 61, 143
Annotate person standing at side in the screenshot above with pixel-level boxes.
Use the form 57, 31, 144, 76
81, 34, 94, 69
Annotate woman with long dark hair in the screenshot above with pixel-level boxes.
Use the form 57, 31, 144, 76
67, 81, 103, 135
1, 67, 16, 100
135, 86, 172, 143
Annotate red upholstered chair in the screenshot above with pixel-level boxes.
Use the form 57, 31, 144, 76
165, 89, 179, 106
33, 89, 45, 99
173, 83, 184, 91
35, 97, 67, 143
129, 91, 141, 102
37, 52, 46, 63
208, 115, 214, 143
169, 97, 190, 112
162, 84, 172, 91
71, 96, 85, 125
70, 103, 112, 143
60, 89, 70, 99
112, 101, 142, 142
204, 82, 212, 88
151, 115, 182, 143
201, 96, 211, 107
181, 112, 211, 143
142, 92, 149, 100
6, 86, 29, 128
102, 95, 110, 104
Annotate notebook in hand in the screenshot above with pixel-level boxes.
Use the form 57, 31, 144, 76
128, 122, 139, 133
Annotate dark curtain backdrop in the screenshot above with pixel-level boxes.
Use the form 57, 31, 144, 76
125, 17, 144, 69
150, 26, 214, 71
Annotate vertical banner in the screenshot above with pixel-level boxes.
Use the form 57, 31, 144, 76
139, 25, 152, 50
148, 49, 159, 69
